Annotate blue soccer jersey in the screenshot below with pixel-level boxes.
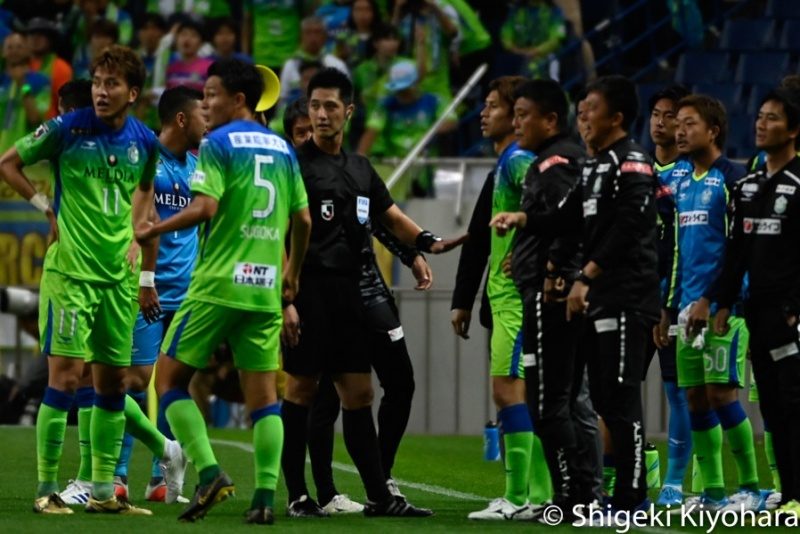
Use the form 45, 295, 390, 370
674, 157, 746, 310
153, 143, 198, 310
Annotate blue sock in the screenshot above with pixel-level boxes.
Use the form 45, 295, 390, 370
664, 381, 692, 487
114, 391, 147, 478
151, 396, 174, 480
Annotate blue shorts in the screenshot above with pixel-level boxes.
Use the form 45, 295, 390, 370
131, 310, 177, 366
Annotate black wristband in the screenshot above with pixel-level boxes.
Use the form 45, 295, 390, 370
281, 298, 293, 309
545, 270, 559, 280
577, 272, 593, 286
415, 230, 442, 253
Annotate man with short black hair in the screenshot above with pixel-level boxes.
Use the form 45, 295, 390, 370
493, 75, 659, 520
281, 66, 462, 518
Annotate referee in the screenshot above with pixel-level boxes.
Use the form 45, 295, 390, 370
280, 67, 463, 518
493, 75, 660, 518
713, 87, 800, 519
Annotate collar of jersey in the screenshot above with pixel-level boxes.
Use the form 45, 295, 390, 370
692, 170, 709, 182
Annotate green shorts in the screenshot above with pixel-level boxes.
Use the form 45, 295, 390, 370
39, 268, 135, 366
162, 297, 281, 372
677, 315, 748, 388
490, 308, 525, 378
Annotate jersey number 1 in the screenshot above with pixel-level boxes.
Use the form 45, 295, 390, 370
253, 154, 276, 219
103, 186, 120, 215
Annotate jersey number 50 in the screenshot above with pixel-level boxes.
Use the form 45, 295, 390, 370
253, 154, 276, 219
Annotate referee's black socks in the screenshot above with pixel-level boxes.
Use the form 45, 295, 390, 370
281, 400, 311, 502
342, 406, 393, 503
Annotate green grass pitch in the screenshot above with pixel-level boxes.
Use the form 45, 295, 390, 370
0, 425, 795, 532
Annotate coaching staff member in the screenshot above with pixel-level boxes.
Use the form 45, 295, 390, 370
712, 87, 800, 519
493, 75, 660, 516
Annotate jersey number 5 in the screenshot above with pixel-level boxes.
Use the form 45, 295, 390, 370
253, 154, 276, 219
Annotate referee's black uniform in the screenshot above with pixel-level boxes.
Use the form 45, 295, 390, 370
529, 136, 660, 511
511, 133, 591, 509
308, 223, 420, 506
282, 138, 396, 507
715, 156, 800, 506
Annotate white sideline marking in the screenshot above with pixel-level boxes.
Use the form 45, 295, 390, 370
210, 438, 488, 502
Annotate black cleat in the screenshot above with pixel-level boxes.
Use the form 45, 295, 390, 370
286, 495, 329, 517
244, 506, 275, 524
364, 495, 434, 517
178, 471, 235, 522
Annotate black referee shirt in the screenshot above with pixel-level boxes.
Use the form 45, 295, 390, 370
295, 139, 394, 277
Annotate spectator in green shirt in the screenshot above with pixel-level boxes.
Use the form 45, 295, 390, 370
243, 0, 305, 73
358, 60, 456, 196
335, 0, 383, 69
392, 0, 459, 103
145, 0, 231, 18
0, 32, 51, 154
501, 0, 566, 79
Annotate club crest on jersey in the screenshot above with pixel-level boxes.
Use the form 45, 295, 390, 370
128, 143, 140, 164
321, 200, 334, 221
108, 154, 117, 166
775, 195, 788, 214
33, 123, 49, 139
356, 196, 370, 224
701, 188, 712, 205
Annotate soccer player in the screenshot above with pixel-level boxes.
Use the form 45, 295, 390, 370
713, 86, 800, 521
493, 75, 660, 520
113, 86, 206, 504
56, 79, 93, 115
647, 84, 694, 507
136, 58, 312, 525
675, 95, 761, 512
280, 67, 462, 518
490, 78, 593, 518
0, 45, 163, 515
460, 76, 553, 521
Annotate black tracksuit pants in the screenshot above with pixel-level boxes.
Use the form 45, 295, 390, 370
745, 302, 800, 503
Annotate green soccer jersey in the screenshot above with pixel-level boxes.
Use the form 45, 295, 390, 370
16, 108, 158, 284
0, 71, 51, 153
246, 0, 303, 68
188, 120, 308, 312
488, 141, 534, 310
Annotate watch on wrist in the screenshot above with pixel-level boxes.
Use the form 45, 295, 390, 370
577, 272, 593, 286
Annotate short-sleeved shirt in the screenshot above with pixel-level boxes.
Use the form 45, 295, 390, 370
0, 71, 51, 153
166, 56, 214, 92
674, 157, 746, 309
153, 144, 198, 310
245, 0, 304, 68
488, 141, 534, 311
295, 139, 394, 277
353, 56, 410, 118
16, 109, 159, 283
188, 120, 308, 312
29, 53, 73, 120
366, 92, 453, 157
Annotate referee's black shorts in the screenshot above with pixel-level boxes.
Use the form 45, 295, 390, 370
283, 272, 371, 376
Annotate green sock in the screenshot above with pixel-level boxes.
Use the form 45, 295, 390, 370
166, 398, 218, 473
528, 434, 552, 504
36, 404, 68, 497
692, 425, 725, 500
503, 431, 533, 506
77, 406, 92, 482
91, 405, 125, 499
765, 431, 781, 492
253, 414, 283, 500
691, 455, 703, 493
251, 489, 276, 510
124, 394, 165, 458
603, 467, 616, 496
724, 418, 759, 490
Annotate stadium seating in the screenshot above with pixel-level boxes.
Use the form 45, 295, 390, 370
778, 19, 800, 50
726, 113, 755, 159
691, 83, 741, 112
765, 0, 800, 18
720, 18, 775, 51
734, 52, 790, 85
675, 51, 732, 84
746, 84, 772, 115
